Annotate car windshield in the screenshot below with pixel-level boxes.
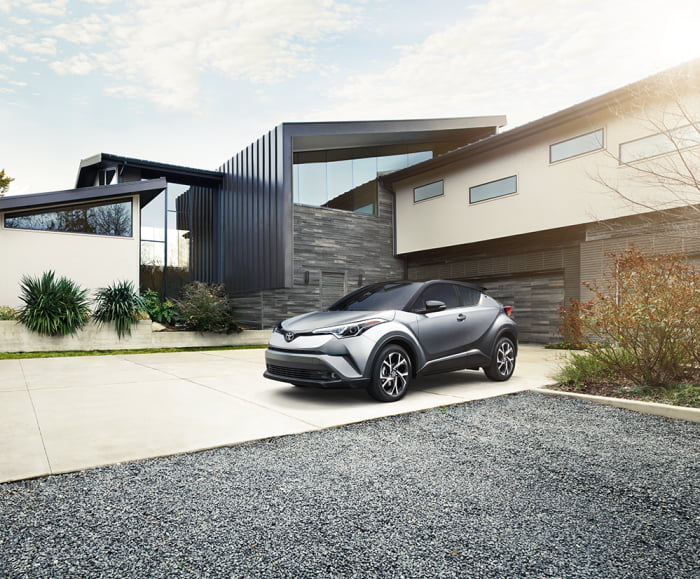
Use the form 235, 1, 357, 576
329, 282, 419, 312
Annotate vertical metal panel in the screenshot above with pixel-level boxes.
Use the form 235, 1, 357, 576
218, 124, 292, 293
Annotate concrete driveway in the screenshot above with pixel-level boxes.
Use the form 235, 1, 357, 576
0, 344, 564, 483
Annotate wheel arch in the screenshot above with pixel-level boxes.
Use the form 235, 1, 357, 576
369, 334, 423, 378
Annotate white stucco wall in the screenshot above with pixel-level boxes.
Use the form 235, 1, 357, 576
393, 89, 700, 255
0, 195, 140, 309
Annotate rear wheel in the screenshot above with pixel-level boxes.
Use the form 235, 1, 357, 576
484, 337, 516, 381
367, 345, 411, 402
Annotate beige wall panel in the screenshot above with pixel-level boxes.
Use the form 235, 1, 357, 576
394, 91, 700, 254
0, 198, 140, 309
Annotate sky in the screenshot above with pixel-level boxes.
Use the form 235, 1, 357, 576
1, 0, 700, 196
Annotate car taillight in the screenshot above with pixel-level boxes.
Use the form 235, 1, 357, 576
504, 306, 513, 316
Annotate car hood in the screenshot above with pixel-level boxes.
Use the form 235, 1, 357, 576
280, 310, 395, 333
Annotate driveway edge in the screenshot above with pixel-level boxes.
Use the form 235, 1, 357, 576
531, 387, 700, 422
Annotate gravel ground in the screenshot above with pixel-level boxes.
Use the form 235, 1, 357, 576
1, 391, 698, 578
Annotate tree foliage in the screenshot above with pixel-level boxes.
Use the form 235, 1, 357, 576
0, 169, 13, 196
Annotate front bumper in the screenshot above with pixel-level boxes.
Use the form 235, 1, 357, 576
264, 347, 370, 389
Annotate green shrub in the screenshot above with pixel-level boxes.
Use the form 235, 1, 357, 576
556, 350, 623, 389
580, 246, 700, 386
93, 281, 146, 339
17, 271, 90, 336
141, 289, 178, 325
174, 282, 239, 334
0, 306, 17, 320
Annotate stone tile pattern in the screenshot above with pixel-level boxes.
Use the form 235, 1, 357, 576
231, 187, 405, 329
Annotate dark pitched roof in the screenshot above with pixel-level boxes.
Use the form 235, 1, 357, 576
381, 58, 700, 185
0, 178, 167, 213
76, 154, 223, 188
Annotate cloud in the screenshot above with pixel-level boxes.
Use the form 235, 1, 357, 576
25, 0, 68, 17
319, 0, 700, 126
50, 53, 96, 75
51, 14, 109, 45
20, 36, 56, 56
42, 0, 363, 110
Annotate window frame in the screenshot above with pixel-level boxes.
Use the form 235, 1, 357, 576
413, 179, 444, 203
549, 128, 605, 164
469, 175, 518, 204
3, 197, 134, 238
618, 123, 700, 164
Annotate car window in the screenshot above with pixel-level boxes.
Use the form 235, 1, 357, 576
329, 282, 419, 311
414, 284, 460, 311
457, 286, 482, 307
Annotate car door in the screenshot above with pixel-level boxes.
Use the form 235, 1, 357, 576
455, 284, 500, 348
412, 283, 469, 371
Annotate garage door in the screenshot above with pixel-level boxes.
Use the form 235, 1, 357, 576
479, 273, 565, 344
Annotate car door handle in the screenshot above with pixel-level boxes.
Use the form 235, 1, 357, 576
456, 313, 466, 322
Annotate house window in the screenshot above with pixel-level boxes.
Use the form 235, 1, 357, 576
414, 180, 444, 203
98, 168, 117, 186
4, 199, 133, 237
550, 129, 604, 163
619, 123, 700, 163
470, 175, 517, 204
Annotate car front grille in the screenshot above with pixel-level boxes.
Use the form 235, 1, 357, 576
267, 364, 333, 381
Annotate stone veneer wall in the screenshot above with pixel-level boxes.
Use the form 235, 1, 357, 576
231, 187, 405, 329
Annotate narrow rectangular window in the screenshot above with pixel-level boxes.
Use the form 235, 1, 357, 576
414, 180, 443, 203
4, 199, 133, 237
619, 124, 700, 163
470, 175, 517, 204
550, 129, 604, 163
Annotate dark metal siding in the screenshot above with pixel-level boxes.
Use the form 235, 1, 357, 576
184, 186, 220, 283
219, 126, 291, 293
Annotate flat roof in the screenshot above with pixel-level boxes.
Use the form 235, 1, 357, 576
283, 116, 507, 153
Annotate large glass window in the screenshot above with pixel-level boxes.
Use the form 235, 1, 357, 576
140, 183, 192, 297
550, 129, 604, 163
619, 124, 700, 163
470, 175, 517, 204
293, 147, 433, 214
4, 199, 132, 236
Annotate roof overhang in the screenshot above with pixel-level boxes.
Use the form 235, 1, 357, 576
283, 116, 507, 153
76, 153, 223, 188
381, 58, 700, 186
0, 178, 167, 213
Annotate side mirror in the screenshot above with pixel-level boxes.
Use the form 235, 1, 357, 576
424, 300, 446, 313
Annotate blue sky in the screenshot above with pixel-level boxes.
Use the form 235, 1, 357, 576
1, 0, 699, 195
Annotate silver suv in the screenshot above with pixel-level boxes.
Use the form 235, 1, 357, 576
264, 280, 518, 402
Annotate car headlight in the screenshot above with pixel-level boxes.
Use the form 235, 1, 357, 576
312, 318, 387, 339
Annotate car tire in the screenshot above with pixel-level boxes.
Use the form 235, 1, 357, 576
484, 336, 516, 381
367, 344, 411, 402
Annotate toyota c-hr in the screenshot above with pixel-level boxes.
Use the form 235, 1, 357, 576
264, 280, 518, 402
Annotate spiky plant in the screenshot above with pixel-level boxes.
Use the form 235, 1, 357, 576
17, 271, 90, 336
93, 280, 146, 339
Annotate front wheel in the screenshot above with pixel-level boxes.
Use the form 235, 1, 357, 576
484, 337, 516, 381
367, 345, 412, 402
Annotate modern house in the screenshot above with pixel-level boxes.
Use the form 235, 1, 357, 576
1, 60, 698, 343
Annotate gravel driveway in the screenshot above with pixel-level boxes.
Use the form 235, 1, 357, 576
1, 391, 698, 578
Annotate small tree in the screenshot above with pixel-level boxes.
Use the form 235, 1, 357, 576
580, 246, 700, 386
0, 169, 13, 196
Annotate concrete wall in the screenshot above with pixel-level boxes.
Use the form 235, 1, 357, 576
0, 320, 270, 352
231, 186, 405, 329
0, 195, 140, 309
